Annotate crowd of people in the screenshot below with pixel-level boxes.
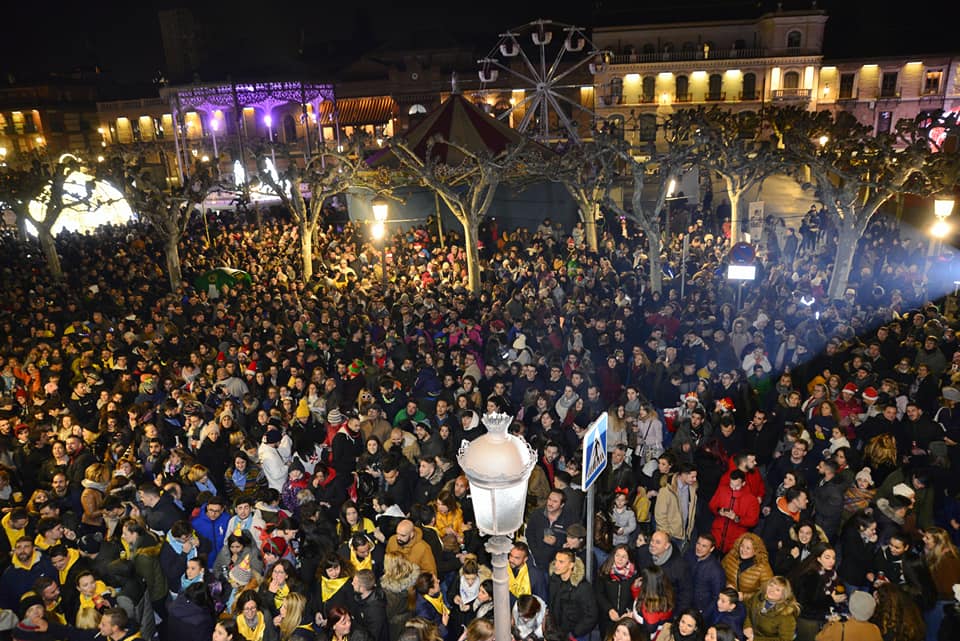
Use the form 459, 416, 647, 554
0, 199, 956, 641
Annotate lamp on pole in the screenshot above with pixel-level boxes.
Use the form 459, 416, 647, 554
264, 114, 276, 167
209, 115, 221, 178
928, 195, 955, 278
372, 197, 389, 290
458, 412, 536, 641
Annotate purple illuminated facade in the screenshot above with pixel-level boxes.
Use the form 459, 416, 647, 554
159, 81, 336, 182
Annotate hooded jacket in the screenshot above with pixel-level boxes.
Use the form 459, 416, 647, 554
721, 533, 774, 602
709, 480, 760, 553
547, 557, 597, 638
385, 526, 437, 577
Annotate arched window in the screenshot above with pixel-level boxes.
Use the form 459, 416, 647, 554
408, 104, 427, 115
742, 73, 757, 100
282, 114, 297, 142
610, 77, 624, 97
605, 114, 625, 139
675, 75, 690, 101
639, 114, 657, 141
786, 31, 802, 48
708, 74, 723, 100
642, 76, 656, 102
782, 71, 800, 89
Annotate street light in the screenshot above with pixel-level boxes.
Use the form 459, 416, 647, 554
927, 194, 955, 281
264, 114, 276, 167
372, 197, 389, 289
209, 116, 221, 177
458, 412, 536, 641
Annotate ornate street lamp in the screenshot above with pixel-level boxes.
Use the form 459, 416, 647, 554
458, 412, 536, 641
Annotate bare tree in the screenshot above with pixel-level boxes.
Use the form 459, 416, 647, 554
689, 107, 780, 242
772, 107, 947, 299
541, 139, 618, 252
0, 155, 109, 279
390, 138, 533, 294
252, 143, 389, 282
102, 146, 217, 291
600, 113, 700, 294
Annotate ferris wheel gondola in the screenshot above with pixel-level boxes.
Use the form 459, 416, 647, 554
478, 19, 608, 143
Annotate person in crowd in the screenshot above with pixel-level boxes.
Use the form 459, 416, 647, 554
742, 576, 800, 641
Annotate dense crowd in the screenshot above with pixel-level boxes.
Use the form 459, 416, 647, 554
0, 201, 957, 641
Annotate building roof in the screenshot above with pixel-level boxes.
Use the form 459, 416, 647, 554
317, 96, 398, 126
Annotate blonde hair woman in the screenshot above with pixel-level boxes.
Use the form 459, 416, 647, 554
922, 526, 960, 627
742, 576, 800, 641
80, 463, 111, 532
382, 554, 420, 640
276, 591, 308, 641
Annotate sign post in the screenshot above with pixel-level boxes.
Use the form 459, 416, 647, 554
581, 412, 608, 582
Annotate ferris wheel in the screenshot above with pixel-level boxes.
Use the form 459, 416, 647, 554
478, 19, 608, 143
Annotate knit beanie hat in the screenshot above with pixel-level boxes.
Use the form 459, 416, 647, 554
848, 590, 876, 621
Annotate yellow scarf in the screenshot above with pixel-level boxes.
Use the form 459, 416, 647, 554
78, 581, 113, 610
12, 549, 38, 571
46, 600, 66, 625
120, 539, 132, 560
57, 548, 80, 585
509, 563, 531, 598
351, 549, 373, 572
237, 612, 266, 641
321, 575, 349, 602
423, 592, 449, 617
1, 513, 24, 549
34, 533, 59, 551
272, 583, 290, 611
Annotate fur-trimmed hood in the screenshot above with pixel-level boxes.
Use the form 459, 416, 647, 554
381, 556, 420, 593
548, 556, 586, 586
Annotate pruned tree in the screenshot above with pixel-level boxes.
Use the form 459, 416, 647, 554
541, 138, 618, 251
772, 106, 947, 299
391, 138, 533, 294
252, 143, 388, 282
600, 112, 700, 294
101, 145, 217, 291
0, 154, 104, 279
689, 106, 781, 242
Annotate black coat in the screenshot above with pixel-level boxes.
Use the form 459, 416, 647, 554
547, 560, 597, 639
596, 565, 637, 635
354, 588, 389, 641
164, 595, 215, 641
634, 543, 693, 611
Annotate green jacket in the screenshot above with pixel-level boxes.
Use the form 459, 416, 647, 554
744, 593, 798, 641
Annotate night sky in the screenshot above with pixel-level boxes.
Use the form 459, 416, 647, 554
0, 0, 952, 90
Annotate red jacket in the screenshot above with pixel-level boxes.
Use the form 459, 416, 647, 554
718, 458, 766, 503
709, 481, 760, 553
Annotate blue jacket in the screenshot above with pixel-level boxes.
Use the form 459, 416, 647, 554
190, 505, 230, 568
704, 601, 746, 640
0, 550, 56, 609
684, 549, 727, 613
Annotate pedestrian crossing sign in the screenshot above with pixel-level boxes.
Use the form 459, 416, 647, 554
581, 412, 608, 491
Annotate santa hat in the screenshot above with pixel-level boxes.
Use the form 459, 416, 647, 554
681, 391, 698, 403
862, 387, 879, 402
718, 398, 736, 412
842, 382, 857, 394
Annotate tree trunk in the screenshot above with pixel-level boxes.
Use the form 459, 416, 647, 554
643, 223, 663, 294
300, 221, 314, 282
38, 227, 63, 279
728, 189, 743, 244
583, 202, 600, 252
827, 222, 860, 300
164, 236, 183, 292
463, 216, 481, 294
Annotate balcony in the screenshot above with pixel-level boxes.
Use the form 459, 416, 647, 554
600, 95, 623, 106
674, 93, 692, 103
740, 91, 759, 101
607, 47, 766, 64
772, 88, 811, 101
836, 92, 858, 102
878, 89, 901, 101
706, 92, 726, 102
